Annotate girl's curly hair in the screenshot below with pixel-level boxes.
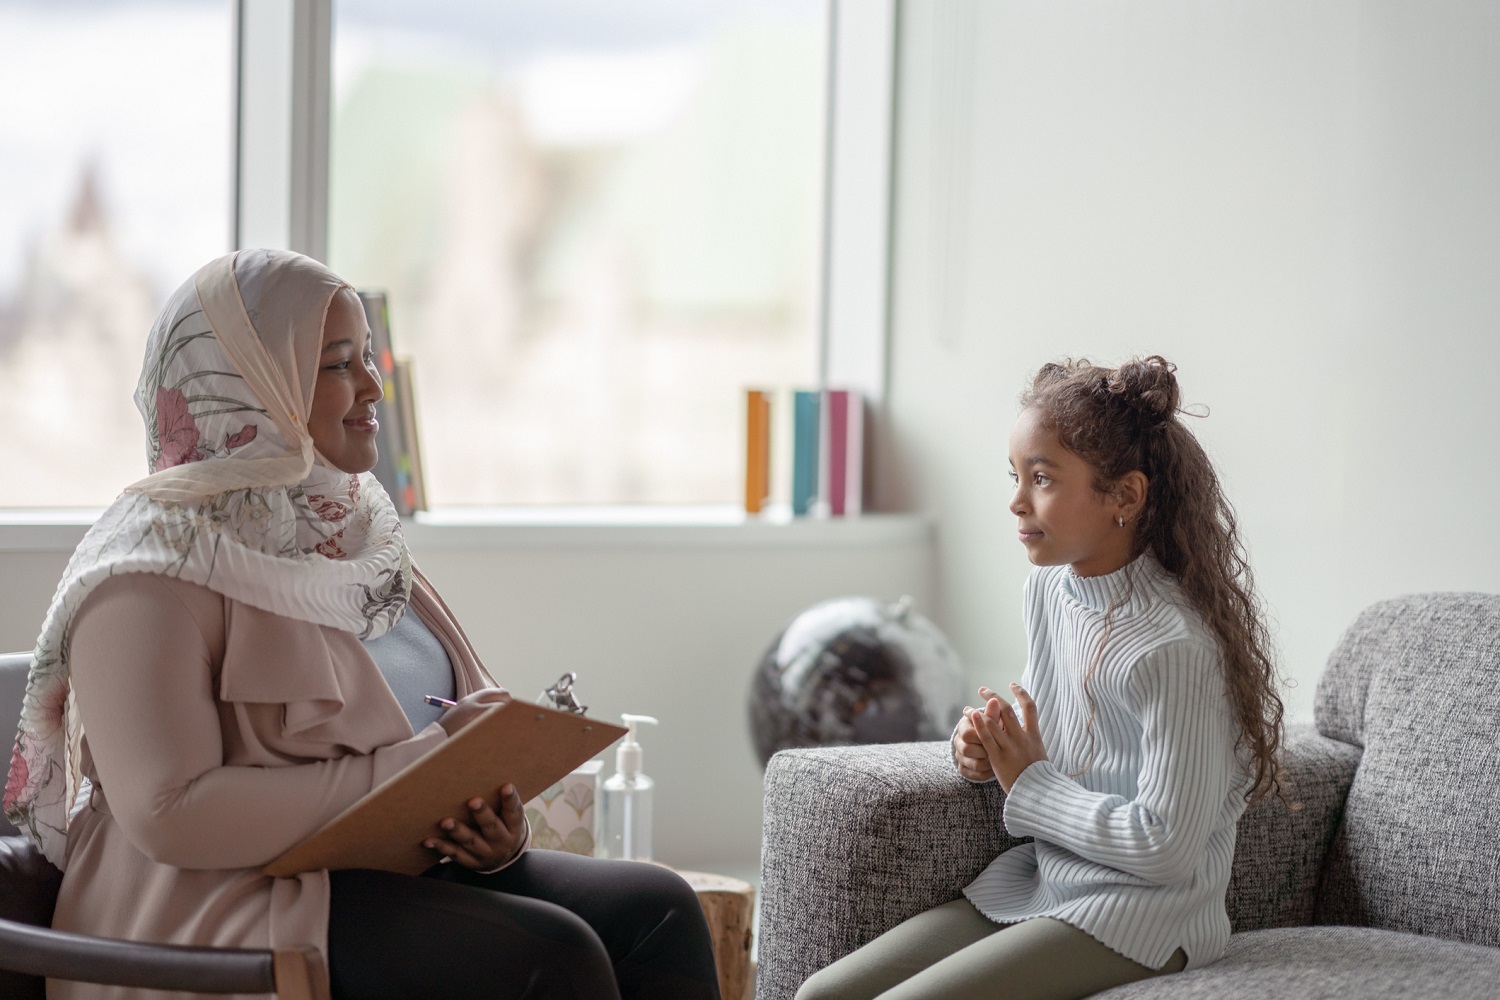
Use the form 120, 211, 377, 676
1021, 355, 1285, 802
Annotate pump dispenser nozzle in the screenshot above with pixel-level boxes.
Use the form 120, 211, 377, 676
615, 714, 658, 779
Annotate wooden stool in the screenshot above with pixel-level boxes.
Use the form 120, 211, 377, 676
676, 870, 756, 1000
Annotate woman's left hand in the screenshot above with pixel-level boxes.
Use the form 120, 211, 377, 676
969, 682, 1048, 795
423, 783, 528, 872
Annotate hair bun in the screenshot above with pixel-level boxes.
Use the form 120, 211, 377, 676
1108, 355, 1179, 424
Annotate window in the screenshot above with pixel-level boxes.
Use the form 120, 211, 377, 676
327, 1, 827, 505
1, 0, 897, 516
0, 0, 233, 508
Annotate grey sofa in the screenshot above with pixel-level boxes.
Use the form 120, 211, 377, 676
758, 593, 1500, 999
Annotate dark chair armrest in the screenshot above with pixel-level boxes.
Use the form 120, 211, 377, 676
0, 919, 277, 993
758, 741, 1020, 1000
1227, 721, 1362, 930
0, 835, 328, 999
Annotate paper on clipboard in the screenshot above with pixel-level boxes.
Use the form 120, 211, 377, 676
264, 701, 627, 877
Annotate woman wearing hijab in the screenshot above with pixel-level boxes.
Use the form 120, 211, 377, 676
2, 249, 722, 1000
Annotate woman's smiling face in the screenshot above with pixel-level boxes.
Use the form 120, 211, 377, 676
308, 289, 383, 474
1007, 406, 1138, 578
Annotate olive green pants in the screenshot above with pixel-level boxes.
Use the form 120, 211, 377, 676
796, 899, 1188, 1000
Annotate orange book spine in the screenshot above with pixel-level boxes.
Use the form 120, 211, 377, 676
745, 390, 771, 513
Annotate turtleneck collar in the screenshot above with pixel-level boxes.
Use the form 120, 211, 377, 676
1061, 553, 1166, 615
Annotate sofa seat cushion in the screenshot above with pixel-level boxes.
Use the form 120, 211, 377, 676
1095, 926, 1500, 1000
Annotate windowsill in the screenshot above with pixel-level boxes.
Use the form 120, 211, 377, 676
0, 506, 931, 553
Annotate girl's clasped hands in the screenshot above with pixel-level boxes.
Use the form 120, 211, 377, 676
952, 682, 1047, 793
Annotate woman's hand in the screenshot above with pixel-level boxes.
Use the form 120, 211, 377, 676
423, 783, 528, 872
952, 686, 1008, 781
969, 682, 1047, 794
436, 687, 511, 737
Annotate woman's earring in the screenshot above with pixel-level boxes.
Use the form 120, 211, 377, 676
1116, 515, 1126, 528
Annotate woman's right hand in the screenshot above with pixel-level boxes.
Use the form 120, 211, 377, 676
953, 686, 1004, 781
436, 687, 512, 737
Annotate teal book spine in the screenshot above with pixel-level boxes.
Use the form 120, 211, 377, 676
792, 390, 821, 516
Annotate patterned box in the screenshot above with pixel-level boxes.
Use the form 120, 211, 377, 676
523, 759, 602, 856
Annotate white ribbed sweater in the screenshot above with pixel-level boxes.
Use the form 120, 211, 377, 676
961, 556, 1251, 971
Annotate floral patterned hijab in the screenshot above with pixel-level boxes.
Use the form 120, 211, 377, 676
4, 249, 411, 868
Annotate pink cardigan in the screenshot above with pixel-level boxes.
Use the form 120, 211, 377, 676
49, 568, 495, 1000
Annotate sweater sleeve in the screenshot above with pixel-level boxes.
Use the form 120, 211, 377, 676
70, 573, 446, 871
1000, 638, 1238, 885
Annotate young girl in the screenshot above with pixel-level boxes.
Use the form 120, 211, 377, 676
798, 355, 1284, 1000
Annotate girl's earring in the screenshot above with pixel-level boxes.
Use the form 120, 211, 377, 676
1116, 515, 1126, 528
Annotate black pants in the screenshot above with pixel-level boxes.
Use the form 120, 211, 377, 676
327, 851, 723, 1000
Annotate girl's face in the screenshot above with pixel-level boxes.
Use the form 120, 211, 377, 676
1007, 407, 1137, 578
308, 289, 383, 474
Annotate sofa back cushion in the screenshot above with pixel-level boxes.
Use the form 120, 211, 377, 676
1314, 592, 1500, 946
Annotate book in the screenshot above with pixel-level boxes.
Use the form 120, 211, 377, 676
392, 358, 428, 512
356, 291, 413, 516
792, 390, 821, 516
744, 389, 771, 514
264, 701, 626, 877
825, 389, 864, 516
844, 389, 864, 516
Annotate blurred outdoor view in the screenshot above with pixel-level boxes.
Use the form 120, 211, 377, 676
328, 0, 825, 505
0, 0, 233, 507
0, 0, 825, 508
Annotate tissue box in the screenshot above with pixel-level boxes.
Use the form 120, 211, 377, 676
524, 760, 602, 856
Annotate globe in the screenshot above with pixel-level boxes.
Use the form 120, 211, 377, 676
749, 595, 966, 767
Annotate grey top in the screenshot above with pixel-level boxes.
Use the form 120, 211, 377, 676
962, 555, 1252, 971
362, 608, 455, 732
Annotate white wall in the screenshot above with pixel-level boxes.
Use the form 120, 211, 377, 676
877, 0, 1500, 720
0, 518, 933, 873
406, 521, 933, 871
7, 0, 1499, 875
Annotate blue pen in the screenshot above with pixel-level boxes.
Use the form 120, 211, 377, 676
423, 695, 457, 709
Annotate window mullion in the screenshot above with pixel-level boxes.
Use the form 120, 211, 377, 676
820, 0, 897, 405
233, 0, 331, 260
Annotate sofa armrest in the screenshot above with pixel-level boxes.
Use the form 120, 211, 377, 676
757, 741, 1020, 1000
1227, 721, 1361, 930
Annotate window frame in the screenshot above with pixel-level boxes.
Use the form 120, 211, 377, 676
0, 0, 895, 528
235, 0, 895, 408
233, 0, 330, 261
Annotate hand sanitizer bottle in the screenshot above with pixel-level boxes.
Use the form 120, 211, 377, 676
601, 714, 658, 861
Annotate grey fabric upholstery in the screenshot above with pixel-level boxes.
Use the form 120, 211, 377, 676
756, 593, 1500, 1000
1223, 725, 1360, 931
758, 741, 1015, 1000
757, 727, 1355, 1000
1313, 593, 1500, 946
1095, 927, 1500, 1000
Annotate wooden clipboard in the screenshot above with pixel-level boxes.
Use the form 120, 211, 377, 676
264, 701, 627, 877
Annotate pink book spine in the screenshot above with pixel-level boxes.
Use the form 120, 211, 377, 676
845, 390, 863, 516
828, 390, 849, 516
